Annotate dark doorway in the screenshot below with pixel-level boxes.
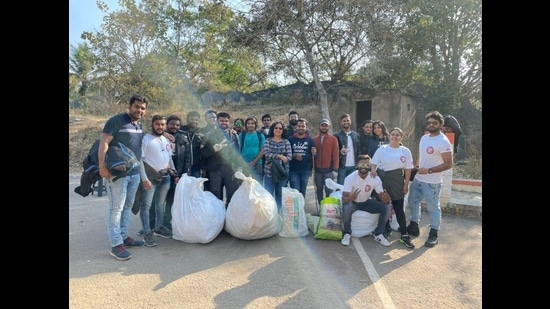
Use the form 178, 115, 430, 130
355, 100, 372, 131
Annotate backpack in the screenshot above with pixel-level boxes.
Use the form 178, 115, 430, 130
74, 140, 101, 197
444, 115, 463, 154
80, 139, 139, 173
239, 131, 263, 152
74, 140, 140, 197
444, 115, 462, 134
82, 140, 100, 170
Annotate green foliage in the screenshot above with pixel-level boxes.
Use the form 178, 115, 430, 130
70, 0, 481, 117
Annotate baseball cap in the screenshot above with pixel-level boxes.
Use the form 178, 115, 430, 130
320, 119, 330, 125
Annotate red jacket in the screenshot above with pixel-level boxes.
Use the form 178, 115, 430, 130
312, 133, 340, 173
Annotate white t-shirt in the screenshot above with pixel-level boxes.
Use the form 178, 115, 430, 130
345, 133, 355, 167
371, 144, 414, 171
141, 134, 173, 171
415, 133, 452, 184
342, 170, 384, 203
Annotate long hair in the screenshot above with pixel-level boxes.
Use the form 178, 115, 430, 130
373, 120, 390, 140
267, 121, 288, 139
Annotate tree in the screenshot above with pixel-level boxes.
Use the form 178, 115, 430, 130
151, 0, 267, 93
229, 0, 397, 127
361, 0, 482, 112
69, 42, 94, 107
82, 0, 163, 105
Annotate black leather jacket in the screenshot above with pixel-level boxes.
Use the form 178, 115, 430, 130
171, 131, 192, 177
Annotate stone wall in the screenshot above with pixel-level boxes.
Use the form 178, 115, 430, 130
201, 82, 419, 147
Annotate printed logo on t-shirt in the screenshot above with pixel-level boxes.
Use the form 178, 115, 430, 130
364, 184, 372, 192
426, 146, 434, 154
400, 156, 406, 163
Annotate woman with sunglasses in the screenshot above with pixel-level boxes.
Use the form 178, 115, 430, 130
263, 121, 292, 209
233, 118, 245, 135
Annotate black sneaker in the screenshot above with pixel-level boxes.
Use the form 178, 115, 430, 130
110, 244, 131, 261
407, 221, 420, 237
144, 231, 157, 247
123, 236, 145, 247
153, 226, 173, 239
399, 235, 415, 249
425, 228, 438, 247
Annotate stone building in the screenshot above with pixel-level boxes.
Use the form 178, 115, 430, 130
201, 82, 419, 147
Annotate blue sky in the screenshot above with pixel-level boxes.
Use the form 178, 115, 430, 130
69, 0, 120, 47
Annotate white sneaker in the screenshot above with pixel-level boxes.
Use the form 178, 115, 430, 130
341, 233, 351, 246
374, 233, 390, 247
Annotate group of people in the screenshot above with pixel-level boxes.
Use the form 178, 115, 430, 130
98, 94, 453, 261
338, 112, 453, 251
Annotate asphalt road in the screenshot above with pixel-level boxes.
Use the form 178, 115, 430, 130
69, 173, 482, 309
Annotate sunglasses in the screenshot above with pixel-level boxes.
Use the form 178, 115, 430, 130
274, 127, 283, 130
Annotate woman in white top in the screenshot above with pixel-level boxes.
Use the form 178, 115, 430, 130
370, 127, 415, 248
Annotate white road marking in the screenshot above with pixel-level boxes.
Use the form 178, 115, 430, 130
352, 236, 396, 309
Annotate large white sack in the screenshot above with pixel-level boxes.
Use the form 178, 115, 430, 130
326, 178, 343, 201
328, 178, 400, 235
351, 210, 379, 237
225, 172, 282, 240
171, 174, 226, 243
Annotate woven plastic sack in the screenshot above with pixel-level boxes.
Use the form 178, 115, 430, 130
350, 210, 379, 237
279, 187, 309, 237
314, 196, 343, 240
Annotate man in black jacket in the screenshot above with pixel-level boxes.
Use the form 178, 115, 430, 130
333, 113, 361, 185
200, 111, 244, 207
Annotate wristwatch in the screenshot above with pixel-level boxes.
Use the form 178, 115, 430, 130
428, 168, 433, 174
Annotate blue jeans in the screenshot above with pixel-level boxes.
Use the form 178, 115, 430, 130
337, 166, 356, 185
289, 169, 311, 198
342, 199, 390, 236
407, 178, 442, 230
263, 175, 288, 209
244, 162, 264, 184
140, 175, 171, 233
106, 173, 141, 247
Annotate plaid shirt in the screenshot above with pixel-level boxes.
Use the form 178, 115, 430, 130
263, 137, 292, 178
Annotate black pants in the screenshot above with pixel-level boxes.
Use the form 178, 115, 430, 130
314, 171, 333, 205
207, 164, 241, 207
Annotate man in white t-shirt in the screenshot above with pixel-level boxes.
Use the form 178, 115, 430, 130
334, 113, 360, 185
138, 115, 176, 247
407, 111, 453, 248
340, 154, 391, 247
